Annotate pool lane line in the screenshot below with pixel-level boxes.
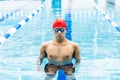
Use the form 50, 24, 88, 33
89, 0, 120, 32
0, 1, 34, 22
0, 8, 21, 22
0, 0, 49, 44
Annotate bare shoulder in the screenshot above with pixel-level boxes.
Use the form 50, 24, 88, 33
41, 41, 52, 48
69, 40, 80, 48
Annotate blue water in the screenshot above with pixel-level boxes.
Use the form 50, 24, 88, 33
0, 0, 120, 80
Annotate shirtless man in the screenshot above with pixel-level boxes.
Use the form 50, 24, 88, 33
37, 19, 80, 80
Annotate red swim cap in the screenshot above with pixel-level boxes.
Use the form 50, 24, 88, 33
52, 19, 66, 29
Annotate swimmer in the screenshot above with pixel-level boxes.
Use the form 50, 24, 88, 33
37, 18, 80, 80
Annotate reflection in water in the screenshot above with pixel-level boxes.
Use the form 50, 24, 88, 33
52, 0, 61, 18
65, 0, 72, 41
94, 0, 98, 4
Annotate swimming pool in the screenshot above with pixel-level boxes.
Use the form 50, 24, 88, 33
0, 0, 120, 80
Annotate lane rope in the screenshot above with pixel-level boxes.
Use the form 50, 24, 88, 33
0, 2, 32, 22
0, 0, 49, 44
89, 0, 120, 32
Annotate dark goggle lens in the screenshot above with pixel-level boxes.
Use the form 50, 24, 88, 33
54, 28, 64, 32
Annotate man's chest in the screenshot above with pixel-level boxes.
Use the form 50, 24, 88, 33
46, 44, 74, 56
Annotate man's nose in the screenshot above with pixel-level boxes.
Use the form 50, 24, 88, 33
58, 31, 61, 33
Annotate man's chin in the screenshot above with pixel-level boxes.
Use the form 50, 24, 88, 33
57, 37, 63, 40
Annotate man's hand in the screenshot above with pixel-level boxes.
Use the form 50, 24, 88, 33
36, 58, 43, 72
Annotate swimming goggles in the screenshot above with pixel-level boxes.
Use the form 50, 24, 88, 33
54, 28, 65, 32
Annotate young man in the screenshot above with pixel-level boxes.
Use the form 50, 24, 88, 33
37, 19, 80, 80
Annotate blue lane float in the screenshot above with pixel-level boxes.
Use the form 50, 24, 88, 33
0, 16, 5, 22
0, 0, 49, 44
90, 0, 120, 32
0, 2, 32, 23
0, 7, 22, 22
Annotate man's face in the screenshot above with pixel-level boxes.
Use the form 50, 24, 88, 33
53, 27, 66, 39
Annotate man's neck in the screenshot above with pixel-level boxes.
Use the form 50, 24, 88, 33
55, 37, 66, 43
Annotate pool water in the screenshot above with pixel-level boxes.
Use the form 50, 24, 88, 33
0, 0, 120, 80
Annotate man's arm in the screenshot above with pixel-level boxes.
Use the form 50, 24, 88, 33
72, 43, 80, 68
37, 44, 47, 71
39, 44, 47, 65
